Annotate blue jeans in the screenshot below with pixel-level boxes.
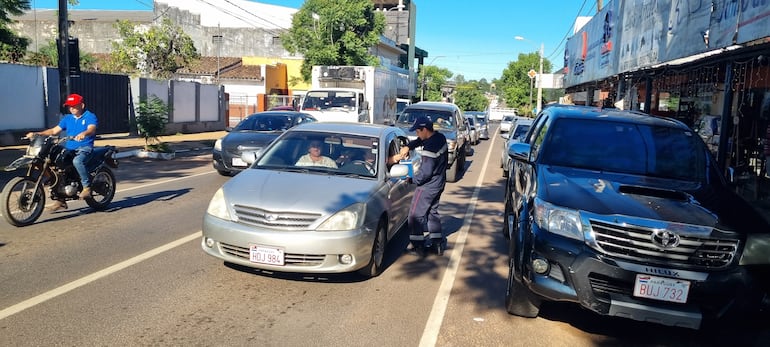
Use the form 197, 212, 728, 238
72, 146, 93, 188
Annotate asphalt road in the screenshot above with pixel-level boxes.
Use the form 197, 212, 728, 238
1, 124, 769, 346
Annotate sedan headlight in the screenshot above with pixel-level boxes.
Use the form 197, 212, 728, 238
206, 188, 232, 220
446, 140, 457, 152
214, 139, 223, 151
739, 234, 770, 265
533, 198, 584, 241
317, 203, 366, 231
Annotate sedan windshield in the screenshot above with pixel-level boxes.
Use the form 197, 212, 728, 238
255, 131, 381, 178
235, 114, 294, 131
540, 118, 706, 182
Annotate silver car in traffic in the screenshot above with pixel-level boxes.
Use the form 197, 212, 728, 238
202, 122, 419, 278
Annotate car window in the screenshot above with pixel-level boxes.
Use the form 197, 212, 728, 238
540, 118, 705, 181
511, 124, 531, 140
398, 109, 455, 129
235, 115, 292, 131
255, 131, 380, 178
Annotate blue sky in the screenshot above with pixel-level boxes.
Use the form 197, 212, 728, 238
30, 0, 599, 81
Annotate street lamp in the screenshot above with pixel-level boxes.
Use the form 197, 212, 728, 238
421, 55, 444, 101
515, 36, 544, 114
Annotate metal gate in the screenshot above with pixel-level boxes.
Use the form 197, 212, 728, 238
69, 72, 130, 134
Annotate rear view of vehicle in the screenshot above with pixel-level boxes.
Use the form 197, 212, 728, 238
396, 102, 468, 182
503, 105, 770, 329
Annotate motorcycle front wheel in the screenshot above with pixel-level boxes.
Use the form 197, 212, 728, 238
1, 177, 46, 227
85, 167, 116, 210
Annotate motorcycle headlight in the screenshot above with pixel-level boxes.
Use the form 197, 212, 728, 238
206, 188, 232, 220
739, 234, 770, 265
317, 203, 366, 231
534, 198, 584, 241
214, 139, 223, 151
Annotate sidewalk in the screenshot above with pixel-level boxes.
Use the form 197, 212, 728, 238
0, 131, 227, 166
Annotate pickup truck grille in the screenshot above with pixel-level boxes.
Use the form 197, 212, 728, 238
589, 220, 738, 269
233, 205, 321, 230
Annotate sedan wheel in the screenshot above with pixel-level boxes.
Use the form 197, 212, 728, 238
358, 220, 387, 278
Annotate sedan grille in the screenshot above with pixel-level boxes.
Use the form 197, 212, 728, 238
589, 220, 738, 269
220, 242, 325, 266
233, 205, 322, 230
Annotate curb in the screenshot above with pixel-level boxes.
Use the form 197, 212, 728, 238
114, 147, 211, 159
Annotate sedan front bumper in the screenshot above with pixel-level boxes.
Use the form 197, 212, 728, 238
201, 214, 375, 273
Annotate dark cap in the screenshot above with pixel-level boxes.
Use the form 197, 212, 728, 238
409, 115, 433, 131
63, 93, 84, 107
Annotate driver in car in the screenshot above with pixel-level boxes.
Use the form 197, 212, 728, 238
296, 141, 338, 168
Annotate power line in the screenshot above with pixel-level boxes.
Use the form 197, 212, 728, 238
544, 0, 590, 61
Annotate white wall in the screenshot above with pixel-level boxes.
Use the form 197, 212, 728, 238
0, 64, 47, 130
172, 81, 197, 122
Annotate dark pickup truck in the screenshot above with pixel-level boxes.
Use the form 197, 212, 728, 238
502, 104, 770, 329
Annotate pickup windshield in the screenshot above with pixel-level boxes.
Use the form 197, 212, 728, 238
540, 118, 706, 182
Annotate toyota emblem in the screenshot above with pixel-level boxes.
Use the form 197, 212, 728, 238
265, 214, 278, 222
651, 229, 680, 249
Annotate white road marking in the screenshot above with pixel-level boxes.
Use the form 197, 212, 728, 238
420, 127, 500, 347
116, 170, 215, 193
0, 232, 202, 320
1, 171, 216, 320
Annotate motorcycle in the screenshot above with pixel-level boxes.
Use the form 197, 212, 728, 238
1, 135, 119, 226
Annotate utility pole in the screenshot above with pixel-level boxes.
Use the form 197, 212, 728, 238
57, 0, 70, 108
536, 42, 544, 114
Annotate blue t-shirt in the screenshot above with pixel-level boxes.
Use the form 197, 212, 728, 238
58, 110, 98, 150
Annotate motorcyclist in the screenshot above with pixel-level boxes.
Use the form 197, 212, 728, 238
26, 93, 98, 211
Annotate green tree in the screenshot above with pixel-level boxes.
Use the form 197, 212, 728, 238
106, 18, 199, 79
497, 52, 552, 115
134, 96, 171, 152
419, 65, 452, 102
25, 39, 96, 70
282, 0, 385, 82
454, 82, 489, 112
0, 0, 30, 62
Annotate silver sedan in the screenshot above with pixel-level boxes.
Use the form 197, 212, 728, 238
202, 122, 419, 278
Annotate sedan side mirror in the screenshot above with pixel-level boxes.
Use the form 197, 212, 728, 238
241, 149, 263, 165
388, 164, 410, 179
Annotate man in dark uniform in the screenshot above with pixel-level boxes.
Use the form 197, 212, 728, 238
396, 115, 449, 256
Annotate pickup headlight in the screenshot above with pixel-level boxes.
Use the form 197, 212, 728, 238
739, 234, 770, 265
214, 139, 222, 151
206, 188, 232, 220
533, 198, 584, 241
317, 203, 366, 231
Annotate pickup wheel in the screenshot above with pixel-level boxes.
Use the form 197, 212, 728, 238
502, 189, 513, 239
446, 149, 465, 183
505, 256, 541, 318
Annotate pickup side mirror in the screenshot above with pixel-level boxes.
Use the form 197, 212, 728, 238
508, 142, 531, 163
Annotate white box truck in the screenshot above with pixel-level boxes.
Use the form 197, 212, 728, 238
300, 66, 402, 124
